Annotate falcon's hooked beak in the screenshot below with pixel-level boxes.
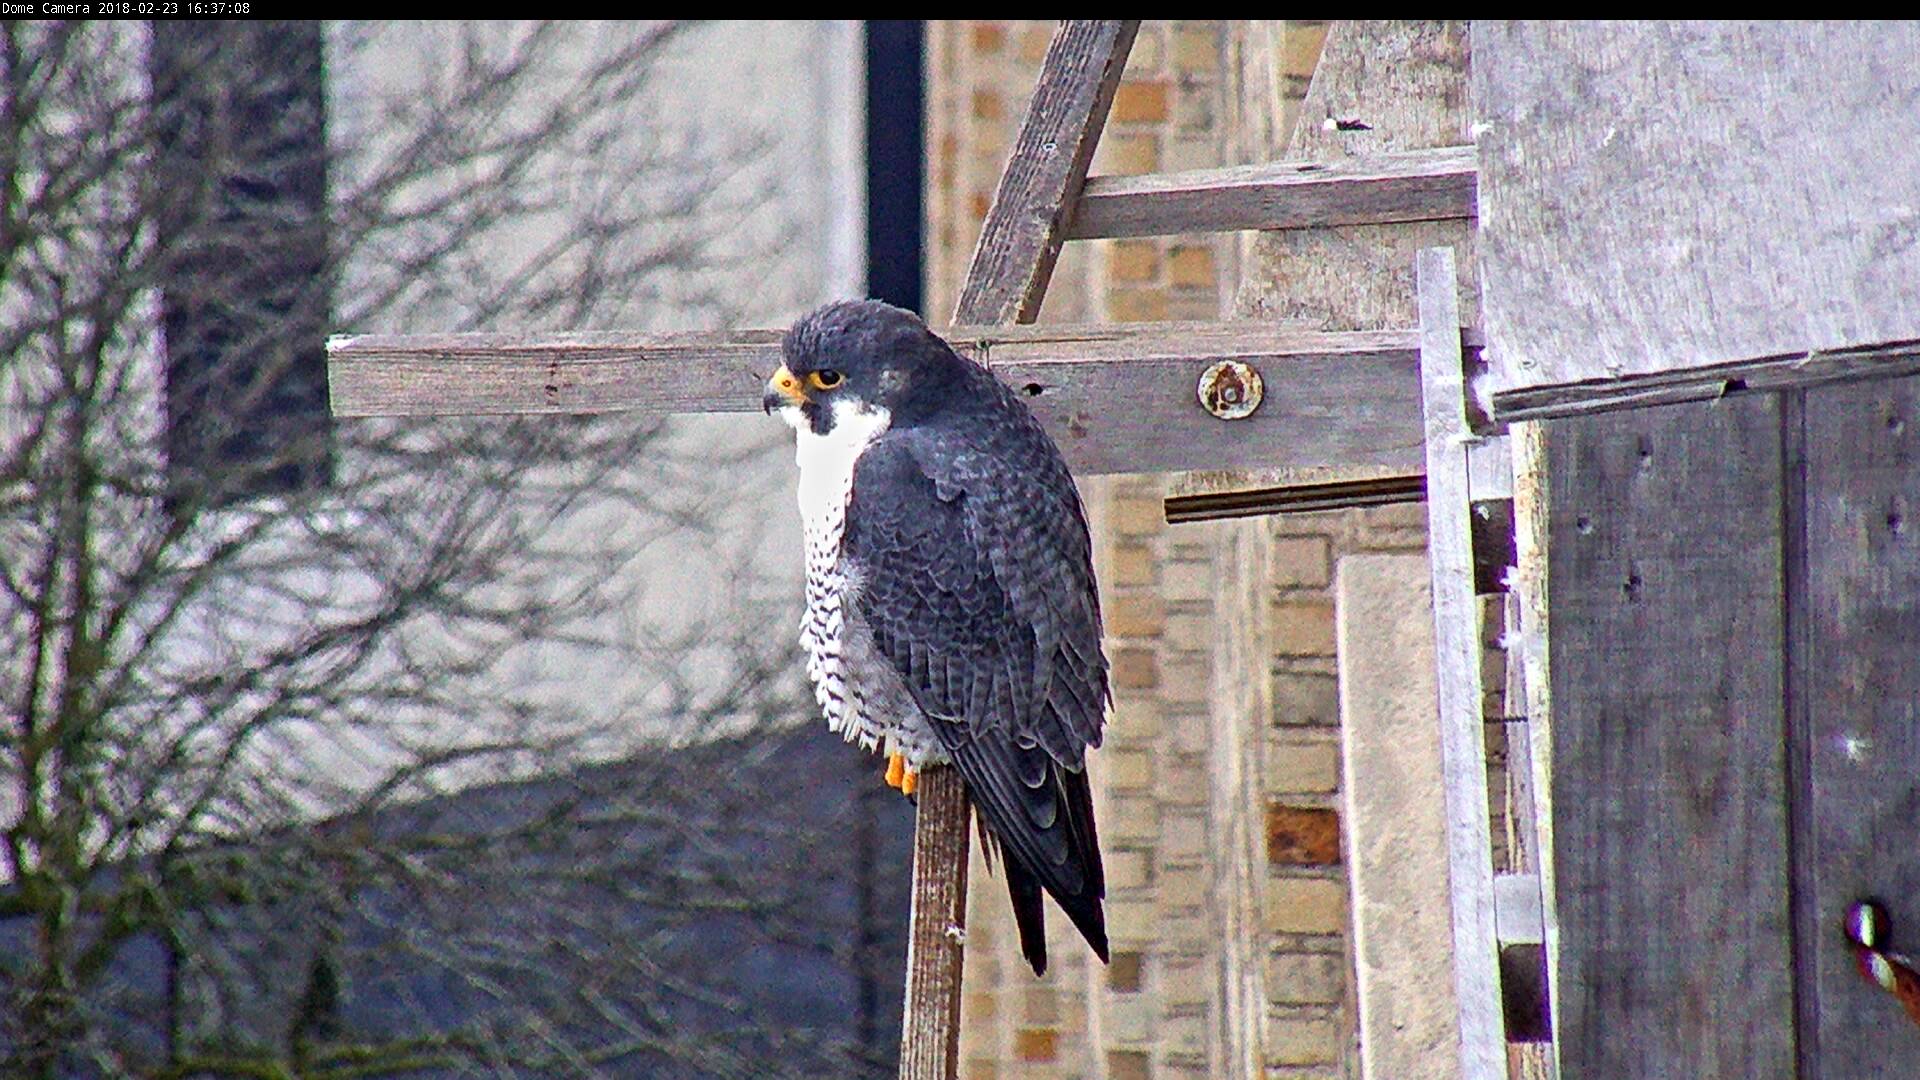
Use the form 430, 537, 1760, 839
763, 364, 807, 414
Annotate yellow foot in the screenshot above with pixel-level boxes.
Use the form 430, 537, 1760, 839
885, 753, 918, 796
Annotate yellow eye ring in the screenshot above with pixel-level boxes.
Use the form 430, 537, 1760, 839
807, 369, 844, 391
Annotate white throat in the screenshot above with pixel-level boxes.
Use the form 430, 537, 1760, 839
787, 399, 892, 527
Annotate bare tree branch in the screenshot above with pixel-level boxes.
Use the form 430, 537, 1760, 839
0, 20, 888, 1078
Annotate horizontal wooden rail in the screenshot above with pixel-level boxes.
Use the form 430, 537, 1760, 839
1066, 144, 1477, 239
327, 322, 1445, 477
1489, 337, 1920, 424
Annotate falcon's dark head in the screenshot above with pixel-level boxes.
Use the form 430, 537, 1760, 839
765, 300, 972, 436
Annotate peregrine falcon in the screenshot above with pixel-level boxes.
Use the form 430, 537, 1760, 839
763, 300, 1110, 975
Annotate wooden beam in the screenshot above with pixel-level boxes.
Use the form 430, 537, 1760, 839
326, 329, 782, 419
1161, 433, 1509, 524
326, 323, 1434, 478
1164, 473, 1424, 523
1067, 144, 1477, 239
1507, 420, 1560, 1066
954, 20, 1138, 326
904, 21, 1136, 1080
898, 768, 971, 1080
1489, 337, 1920, 424
1416, 247, 1506, 1079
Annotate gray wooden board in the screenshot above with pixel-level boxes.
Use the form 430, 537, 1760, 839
1068, 144, 1476, 239
1494, 340, 1920, 424
1547, 396, 1797, 1076
1418, 247, 1506, 1079
1476, 22, 1920, 410
1802, 377, 1920, 1076
326, 324, 1429, 478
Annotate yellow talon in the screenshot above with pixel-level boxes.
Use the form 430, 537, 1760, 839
885, 753, 918, 796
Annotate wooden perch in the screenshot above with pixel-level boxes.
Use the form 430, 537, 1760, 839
326, 322, 1436, 478
1068, 144, 1477, 239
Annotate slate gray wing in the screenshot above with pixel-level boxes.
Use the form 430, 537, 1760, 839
841, 414, 1109, 969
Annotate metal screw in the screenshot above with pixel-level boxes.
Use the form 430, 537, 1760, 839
1196, 360, 1264, 420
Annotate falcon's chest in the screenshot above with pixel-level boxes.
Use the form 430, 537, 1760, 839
788, 403, 892, 740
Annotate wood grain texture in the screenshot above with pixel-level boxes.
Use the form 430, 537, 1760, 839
1476, 22, 1920, 400
1547, 396, 1796, 1077
1800, 377, 1920, 1077
1501, 586, 1557, 1075
899, 768, 971, 1080
953, 20, 1137, 326
326, 329, 783, 418
1491, 338, 1920, 424
1068, 144, 1476, 239
328, 324, 1433, 478
982, 328, 1424, 476
1417, 248, 1506, 1080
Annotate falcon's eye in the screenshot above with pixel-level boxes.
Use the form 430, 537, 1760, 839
808, 369, 844, 391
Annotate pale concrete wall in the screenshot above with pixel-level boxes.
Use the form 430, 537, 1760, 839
325, 21, 866, 767
1336, 554, 1462, 1080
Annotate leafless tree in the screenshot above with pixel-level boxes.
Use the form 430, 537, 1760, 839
0, 20, 898, 1078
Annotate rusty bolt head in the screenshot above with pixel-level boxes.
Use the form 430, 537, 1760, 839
1197, 360, 1264, 420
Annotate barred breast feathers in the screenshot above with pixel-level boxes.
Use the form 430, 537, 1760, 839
790, 399, 892, 750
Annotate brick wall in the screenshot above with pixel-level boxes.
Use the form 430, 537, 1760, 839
925, 21, 1447, 1079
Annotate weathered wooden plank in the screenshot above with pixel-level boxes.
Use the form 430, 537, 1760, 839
954, 20, 1137, 326
1239, 21, 1477, 334
899, 767, 971, 1080
326, 324, 1431, 478
1416, 247, 1505, 1080
1491, 337, 1920, 424
1164, 473, 1424, 523
1801, 377, 1920, 1076
986, 329, 1423, 476
326, 329, 782, 418
1067, 144, 1477, 239
1160, 440, 1510, 525
1476, 22, 1920, 403
1548, 396, 1796, 1076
